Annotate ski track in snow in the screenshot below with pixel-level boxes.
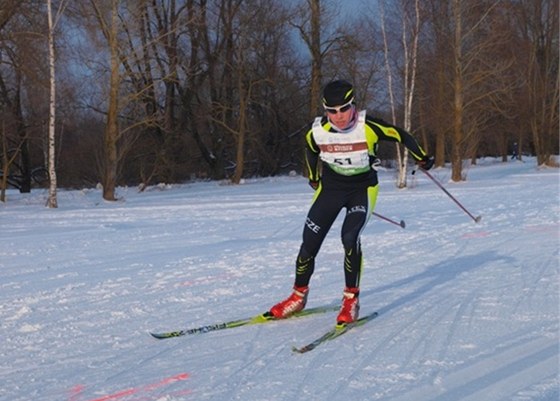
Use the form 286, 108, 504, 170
0, 158, 558, 401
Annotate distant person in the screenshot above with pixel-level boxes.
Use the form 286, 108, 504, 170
268, 80, 433, 325
511, 142, 519, 160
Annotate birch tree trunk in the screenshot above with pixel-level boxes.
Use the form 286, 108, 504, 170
379, 1, 396, 122
46, 0, 58, 208
397, 0, 420, 188
379, 0, 420, 188
378, 0, 401, 177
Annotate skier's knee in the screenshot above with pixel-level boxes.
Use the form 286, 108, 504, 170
298, 245, 316, 260
341, 232, 359, 251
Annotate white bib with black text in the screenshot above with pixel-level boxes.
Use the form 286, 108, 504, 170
312, 110, 370, 176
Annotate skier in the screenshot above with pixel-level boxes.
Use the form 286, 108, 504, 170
269, 80, 434, 324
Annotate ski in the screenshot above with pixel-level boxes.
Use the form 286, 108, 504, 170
292, 311, 379, 354
150, 305, 338, 339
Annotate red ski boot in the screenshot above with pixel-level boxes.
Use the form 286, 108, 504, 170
336, 287, 360, 324
269, 286, 309, 319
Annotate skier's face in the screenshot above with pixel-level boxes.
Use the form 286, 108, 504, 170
324, 100, 354, 129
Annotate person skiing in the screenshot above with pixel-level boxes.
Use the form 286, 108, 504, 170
268, 79, 434, 325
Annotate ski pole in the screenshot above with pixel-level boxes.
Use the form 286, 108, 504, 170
419, 168, 482, 223
372, 212, 406, 229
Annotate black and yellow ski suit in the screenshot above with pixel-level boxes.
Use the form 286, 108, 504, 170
293, 110, 428, 289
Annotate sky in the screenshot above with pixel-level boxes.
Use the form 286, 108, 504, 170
0, 156, 558, 401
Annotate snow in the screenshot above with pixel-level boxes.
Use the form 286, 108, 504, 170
0, 157, 558, 401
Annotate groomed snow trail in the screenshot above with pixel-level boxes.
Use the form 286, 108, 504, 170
0, 158, 558, 401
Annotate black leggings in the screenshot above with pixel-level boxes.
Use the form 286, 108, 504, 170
294, 184, 379, 289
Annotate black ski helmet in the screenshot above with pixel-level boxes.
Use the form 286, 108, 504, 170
322, 80, 354, 107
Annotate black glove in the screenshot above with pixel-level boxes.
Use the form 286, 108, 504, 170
418, 155, 434, 171
309, 180, 320, 190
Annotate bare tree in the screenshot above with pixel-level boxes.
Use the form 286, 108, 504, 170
45, 0, 69, 207
46, 0, 57, 207
378, 0, 422, 188
114, 0, 189, 188
399, 0, 421, 186
288, 0, 323, 119
0, 0, 46, 196
89, 0, 120, 200
378, 0, 397, 125
450, 0, 465, 181
514, 0, 559, 166
3, 0, 556, 195
417, 0, 516, 181
181, 0, 220, 177
0, 123, 20, 201
103, 0, 119, 200
415, 0, 453, 170
308, 0, 322, 119
292, 0, 347, 118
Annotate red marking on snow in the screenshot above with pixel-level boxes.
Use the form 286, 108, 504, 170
68, 384, 85, 401
78, 372, 190, 401
88, 388, 135, 401
143, 372, 190, 392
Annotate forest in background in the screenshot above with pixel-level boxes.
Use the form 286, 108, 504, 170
0, 0, 558, 203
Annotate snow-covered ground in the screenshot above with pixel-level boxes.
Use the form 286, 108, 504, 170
0, 158, 558, 401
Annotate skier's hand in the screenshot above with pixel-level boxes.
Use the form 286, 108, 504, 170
309, 180, 320, 190
417, 155, 434, 171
